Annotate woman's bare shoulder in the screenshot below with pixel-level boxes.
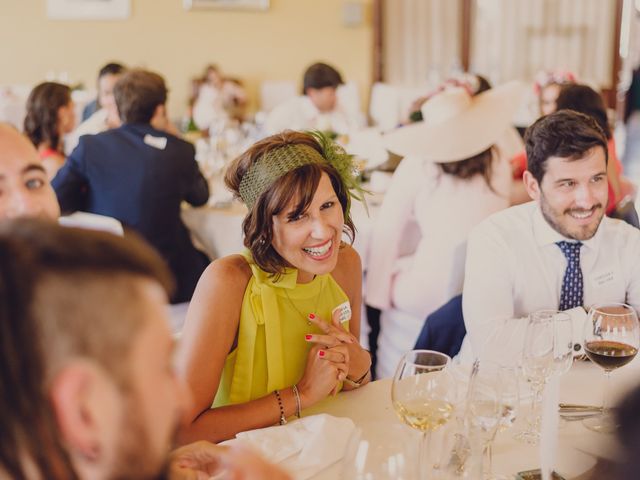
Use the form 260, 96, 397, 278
332, 243, 362, 284
203, 254, 252, 284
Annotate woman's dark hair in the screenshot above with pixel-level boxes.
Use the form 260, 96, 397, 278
437, 147, 495, 190
225, 130, 355, 275
555, 83, 611, 139
23, 82, 71, 151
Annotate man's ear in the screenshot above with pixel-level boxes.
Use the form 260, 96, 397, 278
522, 170, 541, 201
150, 104, 169, 131
49, 362, 105, 461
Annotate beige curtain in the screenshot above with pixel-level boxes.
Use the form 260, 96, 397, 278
382, 0, 617, 89
471, 0, 617, 88
383, 0, 462, 87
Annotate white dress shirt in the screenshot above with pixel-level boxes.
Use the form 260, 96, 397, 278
264, 96, 361, 135
460, 201, 640, 362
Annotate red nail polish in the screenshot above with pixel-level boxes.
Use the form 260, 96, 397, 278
305, 334, 312, 340
318, 350, 325, 357
308, 313, 315, 320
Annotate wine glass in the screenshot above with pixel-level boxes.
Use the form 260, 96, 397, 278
516, 310, 571, 444
391, 350, 454, 478
467, 363, 519, 480
582, 303, 640, 433
340, 421, 419, 479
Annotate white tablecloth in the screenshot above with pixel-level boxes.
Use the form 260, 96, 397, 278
299, 357, 640, 479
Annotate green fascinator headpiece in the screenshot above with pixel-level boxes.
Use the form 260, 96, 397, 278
238, 130, 366, 216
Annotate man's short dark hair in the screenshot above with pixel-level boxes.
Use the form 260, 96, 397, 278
0, 219, 173, 479
302, 63, 343, 94
98, 62, 126, 80
525, 109, 608, 184
114, 69, 168, 124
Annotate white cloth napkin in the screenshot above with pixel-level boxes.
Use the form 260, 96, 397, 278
234, 414, 355, 480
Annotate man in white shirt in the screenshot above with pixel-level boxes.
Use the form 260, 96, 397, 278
265, 62, 361, 135
461, 110, 640, 361
65, 62, 126, 155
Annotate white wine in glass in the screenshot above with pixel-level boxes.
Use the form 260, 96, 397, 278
392, 350, 454, 478
583, 303, 639, 433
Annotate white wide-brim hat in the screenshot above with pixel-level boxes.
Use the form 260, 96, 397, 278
383, 80, 526, 162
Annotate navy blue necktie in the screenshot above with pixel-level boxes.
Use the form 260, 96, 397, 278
556, 241, 583, 310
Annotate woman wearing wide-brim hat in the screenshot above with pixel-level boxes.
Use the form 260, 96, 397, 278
365, 81, 526, 378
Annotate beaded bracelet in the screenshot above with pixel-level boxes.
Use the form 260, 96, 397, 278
292, 384, 302, 418
274, 389, 286, 425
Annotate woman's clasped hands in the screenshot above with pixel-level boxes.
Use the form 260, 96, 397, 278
298, 308, 371, 399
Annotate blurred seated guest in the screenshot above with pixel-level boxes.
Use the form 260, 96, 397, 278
23, 82, 75, 180
0, 219, 290, 480
66, 62, 126, 155
52, 69, 210, 304
191, 64, 248, 130
176, 130, 371, 443
405, 73, 492, 123
265, 62, 362, 136
0, 122, 60, 221
535, 69, 577, 116
365, 82, 523, 378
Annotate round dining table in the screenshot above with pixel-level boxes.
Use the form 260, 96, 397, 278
298, 355, 640, 479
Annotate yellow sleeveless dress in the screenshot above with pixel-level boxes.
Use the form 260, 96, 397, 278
213, 251, 350, 406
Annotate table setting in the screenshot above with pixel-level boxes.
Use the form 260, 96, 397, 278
211, 303, 640, 479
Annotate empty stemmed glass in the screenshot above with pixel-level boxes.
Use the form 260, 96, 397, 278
340, 421, 419, 479
583, 303, 640, 433
466, 362, 519, 480
516, 310, 572, 444
392, 350, 455, 478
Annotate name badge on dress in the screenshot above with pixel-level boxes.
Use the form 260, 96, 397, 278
332, 301, 352, 325
589, 270, 615, 288
143, 134, 167, 150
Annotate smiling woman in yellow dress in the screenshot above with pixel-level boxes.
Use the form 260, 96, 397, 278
176, 130, 371, 444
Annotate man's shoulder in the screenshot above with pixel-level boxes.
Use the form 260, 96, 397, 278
471, 202, 535, 240
599, 215, 640, 244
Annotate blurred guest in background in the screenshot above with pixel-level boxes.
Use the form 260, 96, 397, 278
0, 219, 289, 480
0, 122, 60, 221
66, 62, 126, 155
534, 69, 577, 116
52, 69, 210, 303
191, 64, 248, 131
176, 130, 371, 443
624, 65, 640, 177
365, 82, 522, 378
265, 62, 362, 136
23, 82, 75, 180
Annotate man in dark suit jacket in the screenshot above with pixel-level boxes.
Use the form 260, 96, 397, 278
53, 69, 210, 303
